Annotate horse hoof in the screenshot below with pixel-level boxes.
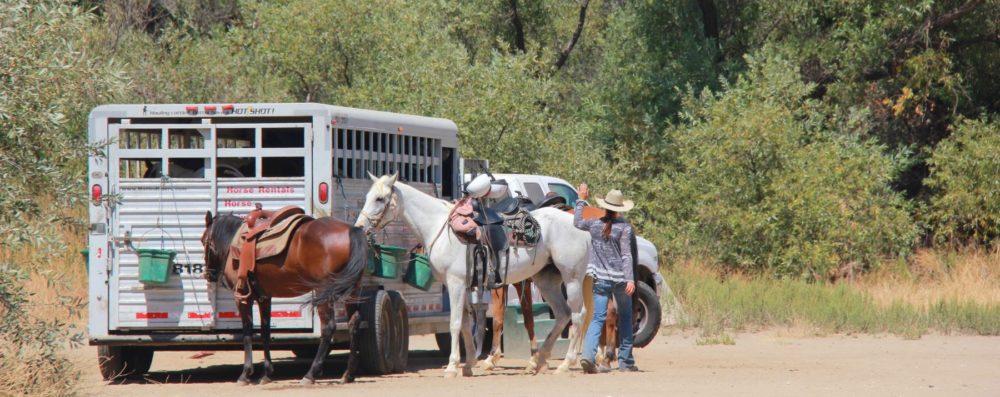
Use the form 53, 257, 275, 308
237, 378, 251, 386
259, 376, 272, 385
299, 377, 315, 385
479, 360, 496, 371
462, 367, 474, 377
444, 369, 458, 378
554, 363, 571, 374
340, 375, 355, 384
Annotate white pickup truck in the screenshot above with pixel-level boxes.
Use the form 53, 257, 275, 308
489, 173, 665, 347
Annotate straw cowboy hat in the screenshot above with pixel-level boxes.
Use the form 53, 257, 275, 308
596, 189, 635, 212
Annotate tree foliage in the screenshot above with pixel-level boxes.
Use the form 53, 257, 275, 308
925, 117, 1000, 245
646, 57, 916, 278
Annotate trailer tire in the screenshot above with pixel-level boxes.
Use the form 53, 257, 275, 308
98, 345, 154, 381
386, 290, 409, 373
359, 290, 393, 375
632, 282, 661, 348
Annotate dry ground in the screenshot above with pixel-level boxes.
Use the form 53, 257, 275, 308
71, 331, 1000, 397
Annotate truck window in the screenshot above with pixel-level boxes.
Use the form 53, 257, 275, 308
548, 183, 578, 203
523, 182, 544, 204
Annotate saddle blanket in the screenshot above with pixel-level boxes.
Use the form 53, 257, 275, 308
229, 214, 312, 261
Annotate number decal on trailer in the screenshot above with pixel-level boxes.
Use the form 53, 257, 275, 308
97, 248, 102, 258
172, 263, 204, 275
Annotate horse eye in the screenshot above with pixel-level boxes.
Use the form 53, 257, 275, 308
375, 197, 384, 203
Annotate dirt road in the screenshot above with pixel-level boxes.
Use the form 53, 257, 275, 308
72, 331, 1000, 397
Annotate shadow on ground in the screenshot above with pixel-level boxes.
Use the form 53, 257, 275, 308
111, 349, 450, 385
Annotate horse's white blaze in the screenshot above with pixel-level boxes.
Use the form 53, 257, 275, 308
358, 175, 591, 376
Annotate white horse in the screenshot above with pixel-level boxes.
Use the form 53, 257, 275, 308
355, 173, 590, 377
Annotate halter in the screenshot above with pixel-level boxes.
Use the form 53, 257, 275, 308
358, 186, 400, 233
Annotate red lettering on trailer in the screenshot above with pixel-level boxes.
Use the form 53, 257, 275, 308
257, 186, 294, 194
222, 200, 252, 207
187, 312, 211, 319
218, 311, 239, 318
225, 187, 254, 194
136, 312, 168, 319
272, 310, 302, 318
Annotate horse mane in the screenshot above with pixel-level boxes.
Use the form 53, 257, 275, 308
211, 213, 243, 261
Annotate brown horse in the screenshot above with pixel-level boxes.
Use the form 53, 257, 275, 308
201, 211, 369, 385
481, 280, 536, 370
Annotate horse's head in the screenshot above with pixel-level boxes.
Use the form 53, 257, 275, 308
355, 172, 400, 232
202, 211, 242, 283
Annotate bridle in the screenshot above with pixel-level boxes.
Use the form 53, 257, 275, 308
358, 186, 400, 233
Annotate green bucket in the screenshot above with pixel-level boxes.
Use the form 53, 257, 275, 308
367, 244, 406, 279
137, 248, 176, 284
80, 249, 89, 272
404, 253, 434, 291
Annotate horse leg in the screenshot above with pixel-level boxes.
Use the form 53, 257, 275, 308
237, 299, 255, 385
598, 298, 618, 370
525, 270, 570, 374
461, 300, 478, 377
340, 307, 362, 383
257, 298, 275, 384
443, 278, 468, 378
554, 278, 585, 374
480, 287, 506, 370
301, 302, 337, 385
517, 280, 537, 355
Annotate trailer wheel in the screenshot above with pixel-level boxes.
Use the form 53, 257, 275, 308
98, 345, 154, 381
387, 290, 409, 373
632, 282, 661, 348
359, 290, 393, 375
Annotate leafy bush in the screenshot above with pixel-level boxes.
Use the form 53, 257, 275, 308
924, 118, 1000, 245
649, 56, 916, 278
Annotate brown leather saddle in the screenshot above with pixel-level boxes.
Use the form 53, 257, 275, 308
228, 203, 311, 298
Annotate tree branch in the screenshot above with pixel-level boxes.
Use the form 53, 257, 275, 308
950, 32, 1000, 51
892, 0, 984, 52
554, 0, 590, 70
508, 0, 526, 53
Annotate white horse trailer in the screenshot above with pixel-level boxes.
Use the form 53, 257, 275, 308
86, 103, 459, 378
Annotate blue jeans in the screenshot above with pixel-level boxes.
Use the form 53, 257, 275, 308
583, 279, 634, 368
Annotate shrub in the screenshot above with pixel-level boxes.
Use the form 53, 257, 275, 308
650, 55, 916, 278
924, 117, 1000, 245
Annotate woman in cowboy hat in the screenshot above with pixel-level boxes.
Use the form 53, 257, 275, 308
574, 183, 639, 373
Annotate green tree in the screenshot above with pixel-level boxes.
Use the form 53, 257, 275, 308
649, 56, 916, 278
924, 117, 1000, 245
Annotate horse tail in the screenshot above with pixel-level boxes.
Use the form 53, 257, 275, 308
311, 226, 368, 307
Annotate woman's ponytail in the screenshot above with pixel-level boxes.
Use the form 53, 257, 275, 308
601, 210, 616, 240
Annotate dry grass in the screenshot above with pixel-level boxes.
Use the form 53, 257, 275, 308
665, 250, 1000, 338
1, 204, 89, 327
0, 199, 87, 397
859, 248, 1000, 309
0, 336, 78, 397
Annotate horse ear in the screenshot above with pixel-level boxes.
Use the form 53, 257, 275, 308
205, 211, 213, 227
389, 172, 399, 186
367, 171, 378, 181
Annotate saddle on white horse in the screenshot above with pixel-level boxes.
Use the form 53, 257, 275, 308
447, 195, 541, 289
